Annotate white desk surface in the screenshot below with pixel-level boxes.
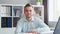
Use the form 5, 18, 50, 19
17, 31, 54, 34
39, 31, 54, 34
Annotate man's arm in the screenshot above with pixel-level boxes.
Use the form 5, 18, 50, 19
15, 20, 23, 34
36, 19, 50, 33
27, 18, 50, 34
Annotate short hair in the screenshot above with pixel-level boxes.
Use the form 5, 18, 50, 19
24, 3, 33, 8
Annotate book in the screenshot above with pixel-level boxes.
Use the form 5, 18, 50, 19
1, 6, 12, 16
1, 17, 12, 28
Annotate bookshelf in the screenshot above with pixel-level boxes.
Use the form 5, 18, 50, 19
0, 4, 44, 28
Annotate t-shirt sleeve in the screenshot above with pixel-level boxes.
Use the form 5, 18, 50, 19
35, 18, 50, 33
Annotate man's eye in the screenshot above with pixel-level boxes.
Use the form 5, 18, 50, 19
25, 10, 28, 12
30, 10, 31, 11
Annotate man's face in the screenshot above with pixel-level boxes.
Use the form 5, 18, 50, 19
24, 6, 33, 18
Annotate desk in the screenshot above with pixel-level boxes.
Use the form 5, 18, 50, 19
40, 31, 54, 34
17, 31, 54, 34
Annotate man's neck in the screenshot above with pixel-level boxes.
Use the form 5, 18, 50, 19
26, 17, 32, 22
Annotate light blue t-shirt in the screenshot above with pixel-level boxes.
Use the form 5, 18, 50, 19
15, 16, 50, 34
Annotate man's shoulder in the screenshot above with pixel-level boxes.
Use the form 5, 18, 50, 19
33, 16, 42, 21
18, 18, 25, 23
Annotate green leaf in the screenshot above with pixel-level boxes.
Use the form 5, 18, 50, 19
36, 0, 42, 2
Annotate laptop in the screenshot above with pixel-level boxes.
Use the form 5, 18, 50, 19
53, 17, 60, 34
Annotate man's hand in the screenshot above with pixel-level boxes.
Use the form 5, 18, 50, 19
27, 29, 37, 34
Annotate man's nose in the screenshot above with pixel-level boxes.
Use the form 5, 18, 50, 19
28, 11, 31, 14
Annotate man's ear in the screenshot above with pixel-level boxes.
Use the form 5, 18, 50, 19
32, 10, 36, 15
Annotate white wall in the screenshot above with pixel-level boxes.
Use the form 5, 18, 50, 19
0, 0, 30, 4
0, 0, 37, 5
48, 0, 54, 21
48, 0, 60, 21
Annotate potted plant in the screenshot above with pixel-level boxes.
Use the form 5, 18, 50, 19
36, 0, 42, 5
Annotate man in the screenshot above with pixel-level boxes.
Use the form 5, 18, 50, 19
15, 3, 50, 34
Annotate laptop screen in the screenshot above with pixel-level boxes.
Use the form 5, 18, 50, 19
53, 17, 60, 34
